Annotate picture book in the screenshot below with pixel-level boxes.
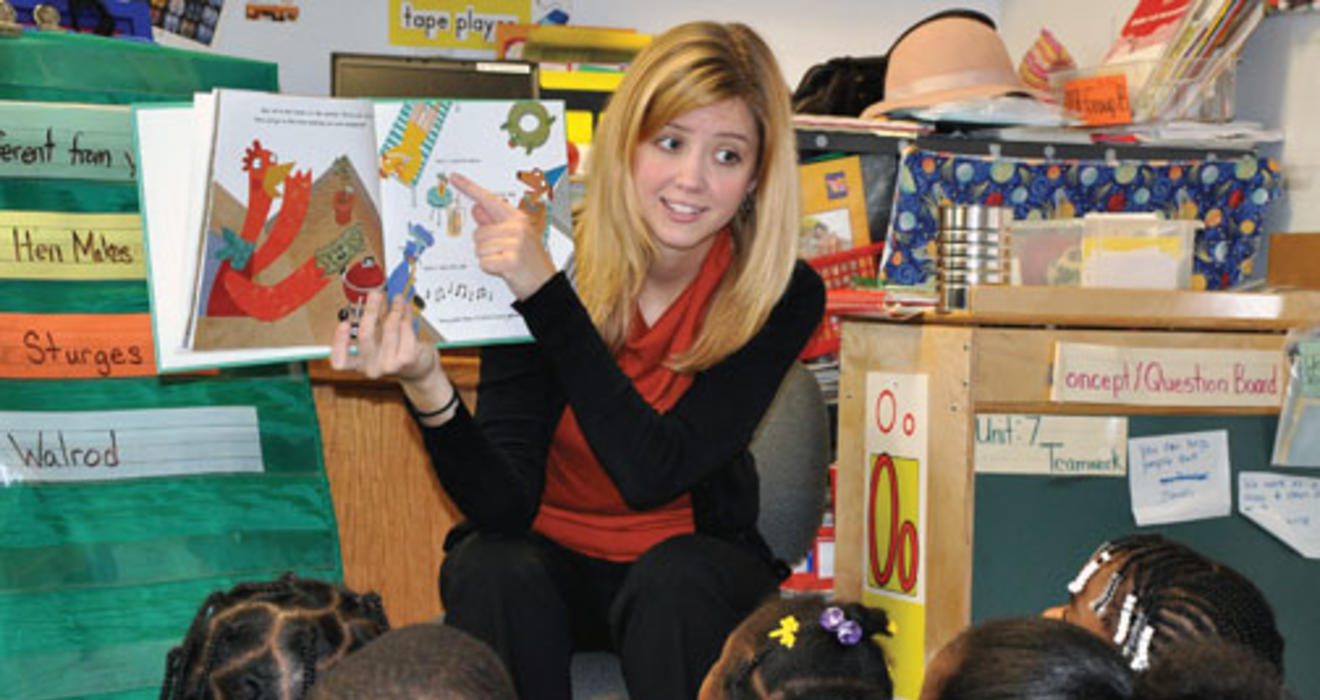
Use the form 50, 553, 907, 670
133, 89, 569, 373
798, 155, 870, 258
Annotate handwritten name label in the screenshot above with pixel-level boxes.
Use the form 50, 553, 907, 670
0, 102, 136, 182
1128, 430, 1231, 526
1052, 343, 1283, 407
975, 414, 1127, 476
1063, 73, 1133, 126
0, 211, 144, 281
1239, 471, 1320, 559
0, 313, 157, 379
0, 407, 263, 484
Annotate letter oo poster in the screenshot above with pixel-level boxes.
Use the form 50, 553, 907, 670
864, 371, 928, 700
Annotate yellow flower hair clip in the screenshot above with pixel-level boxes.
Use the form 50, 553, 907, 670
768, 615, 800, 649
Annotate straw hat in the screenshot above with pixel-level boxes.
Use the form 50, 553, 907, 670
861, 12, 1046, 119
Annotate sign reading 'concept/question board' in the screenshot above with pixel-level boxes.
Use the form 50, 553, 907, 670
1052, 343, 1283, 408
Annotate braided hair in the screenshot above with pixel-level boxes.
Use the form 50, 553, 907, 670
160, 573, 391, 700
1068, 535, 1283, 676
717, 595, 894, 700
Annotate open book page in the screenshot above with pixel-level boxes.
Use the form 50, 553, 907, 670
189, 89, 385, 354
135, 96, 328, 373
373, 99, 570, 346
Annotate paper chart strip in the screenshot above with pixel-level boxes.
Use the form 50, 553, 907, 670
0, 313, 157, 379
0, 211, 144, 280
0, 406, 264, 484
975, 414, 1127, 476
0, 101, 136, 182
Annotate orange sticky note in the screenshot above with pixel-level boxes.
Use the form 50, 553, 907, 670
0, 313, 158, 379
1063, 74, 1133, 126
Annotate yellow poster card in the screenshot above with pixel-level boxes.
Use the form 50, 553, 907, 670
389, 0, 530, 50
0, 211, 144, 281
864, 593, 926, 700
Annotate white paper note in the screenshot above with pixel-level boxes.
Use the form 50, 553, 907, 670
0, 406, 263, 484
1128, 430, 1231, 525
975, 414, 1127, 476
1239, 471, 1320, 559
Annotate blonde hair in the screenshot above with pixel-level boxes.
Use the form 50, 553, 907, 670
574, 21, 800, 372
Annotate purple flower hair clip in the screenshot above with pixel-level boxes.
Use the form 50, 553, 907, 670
819, 606, 863, 646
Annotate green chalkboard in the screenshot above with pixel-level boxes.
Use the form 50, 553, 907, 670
973, 414, 1320, 699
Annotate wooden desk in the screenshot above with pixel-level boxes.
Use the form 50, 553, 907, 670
309, 352, 478, 626
833, 287, 1320, 695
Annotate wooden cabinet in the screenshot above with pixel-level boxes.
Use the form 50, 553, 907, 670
833, 287, 1320, 685
310, 353, 478, 626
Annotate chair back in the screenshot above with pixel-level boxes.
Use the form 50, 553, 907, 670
749, 362, 832, 565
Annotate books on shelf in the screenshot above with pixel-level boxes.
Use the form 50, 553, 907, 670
1103, 0, 1198, 67
134, 89, 569, 373
1099, 0, 1265, 123
798, 155, 870, 257
792, 113, 933, 137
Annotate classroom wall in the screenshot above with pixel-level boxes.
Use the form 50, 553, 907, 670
999, 0, 1320, 235
153, 0, 999, 107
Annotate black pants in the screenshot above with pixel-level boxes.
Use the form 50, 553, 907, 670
440, 530, 779, 700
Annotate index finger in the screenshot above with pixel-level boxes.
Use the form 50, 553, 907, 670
451, 173, 519, 221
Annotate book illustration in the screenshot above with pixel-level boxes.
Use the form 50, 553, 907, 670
800, 208, 854, 258
500, 101, 557, 154
134, 92, 567, 372
193, 133, 384, 351
384, 221, 436, 337
374, 99, 570, 345
379, 100, 448, 189
798, 156, 870, 258
200, 139, 316, 320
516, 164, 569, 249
425, 173, 462, 234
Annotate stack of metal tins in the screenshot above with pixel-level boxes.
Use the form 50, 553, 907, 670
937, 204, 1011, 312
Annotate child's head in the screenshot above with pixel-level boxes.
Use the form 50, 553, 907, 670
919, 617, 1133, 700
700, 595, 894, 700
576, 21, 801, 370
1134, 638, 1286, 700
308, 623, 516, 700
160, 573, 391, 700
1043, 534, 1283, 675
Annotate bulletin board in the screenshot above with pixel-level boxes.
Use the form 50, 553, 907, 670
973, 414, 1320, 698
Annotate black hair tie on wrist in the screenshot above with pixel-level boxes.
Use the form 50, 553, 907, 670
415, 389, 460, 418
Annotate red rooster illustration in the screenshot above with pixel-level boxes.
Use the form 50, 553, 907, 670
205, 140, 329, 321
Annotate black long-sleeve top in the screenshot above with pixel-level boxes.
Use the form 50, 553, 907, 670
414, 261, 825, 561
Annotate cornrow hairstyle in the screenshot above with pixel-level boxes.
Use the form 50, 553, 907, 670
309, 623, 517, 700
932, 617, 1134, 700
1134, 638, 1288, 700
160, 573, 391, 700
722, 595, 894, 700
1079, 535, 1284, 676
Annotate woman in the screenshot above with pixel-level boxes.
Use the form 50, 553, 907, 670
330, 21, 824, 700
